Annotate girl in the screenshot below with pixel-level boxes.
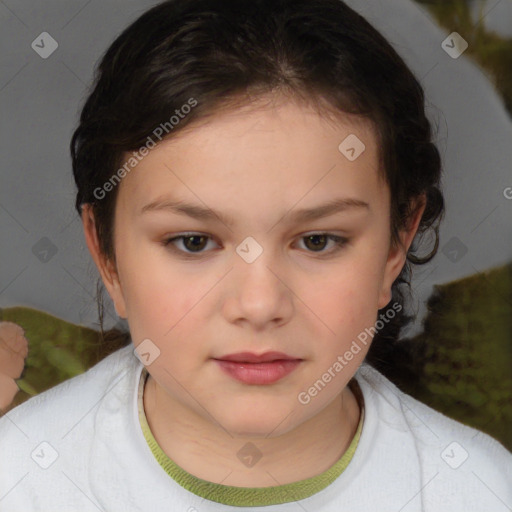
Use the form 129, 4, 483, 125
1, 0, 510, 510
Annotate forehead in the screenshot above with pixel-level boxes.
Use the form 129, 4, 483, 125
115, 98, 385, 223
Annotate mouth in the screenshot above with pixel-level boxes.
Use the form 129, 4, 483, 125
212, 351, 303, 385
214, 351, 300, 363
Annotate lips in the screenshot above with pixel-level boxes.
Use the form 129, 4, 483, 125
213, 351, 303, 385
214, 351, 300, 363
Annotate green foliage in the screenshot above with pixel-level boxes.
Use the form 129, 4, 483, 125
415, 0, 512, 116
402, 262, 512, 451
0, 306, 105, 410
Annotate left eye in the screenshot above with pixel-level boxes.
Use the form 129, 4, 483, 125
163, 233, 348, 256
297, 233, 348, 253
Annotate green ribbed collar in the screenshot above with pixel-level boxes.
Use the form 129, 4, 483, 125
137, 367, 364, 507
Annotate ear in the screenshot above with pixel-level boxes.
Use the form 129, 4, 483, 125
81, 204, 127, 318
377, 195, 427, 309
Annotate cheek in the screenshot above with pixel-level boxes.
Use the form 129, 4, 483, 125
124, 277, 195, 341
119, 259, 216, 356
308, 250, 387, 339
316, 276, 377, 333
115, 243, 184, 338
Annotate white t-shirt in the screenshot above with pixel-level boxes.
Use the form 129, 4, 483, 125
0, 344, 510, 511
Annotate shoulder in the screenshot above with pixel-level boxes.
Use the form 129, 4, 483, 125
0, 344, 142, 509
353, 363, 512, 506
0, 344, 138, 460
1, 344, 135, 430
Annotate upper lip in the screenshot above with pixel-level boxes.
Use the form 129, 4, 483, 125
214, 351, 301, 363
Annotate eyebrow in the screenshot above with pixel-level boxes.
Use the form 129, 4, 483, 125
139, 196, 369, 225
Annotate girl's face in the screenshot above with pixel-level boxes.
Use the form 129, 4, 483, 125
85, 97, 418, 437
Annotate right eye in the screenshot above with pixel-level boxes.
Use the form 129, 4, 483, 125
162, 233, 219, 256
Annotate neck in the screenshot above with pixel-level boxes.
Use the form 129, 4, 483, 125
143, 373, 361, 487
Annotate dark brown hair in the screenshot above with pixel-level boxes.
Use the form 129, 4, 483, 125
70, 0, 444, 368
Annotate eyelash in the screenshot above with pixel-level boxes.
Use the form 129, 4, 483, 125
162, 232, 349, 258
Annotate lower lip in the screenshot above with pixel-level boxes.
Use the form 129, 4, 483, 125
214, 359, 302, 385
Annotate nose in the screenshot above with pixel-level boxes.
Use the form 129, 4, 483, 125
221, 249, 294, 330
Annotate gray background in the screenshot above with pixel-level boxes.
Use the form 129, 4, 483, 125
1, 0, 511, 336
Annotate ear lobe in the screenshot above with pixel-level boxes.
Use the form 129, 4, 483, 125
81, 204, 127, 318
378, 195, 427, 309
